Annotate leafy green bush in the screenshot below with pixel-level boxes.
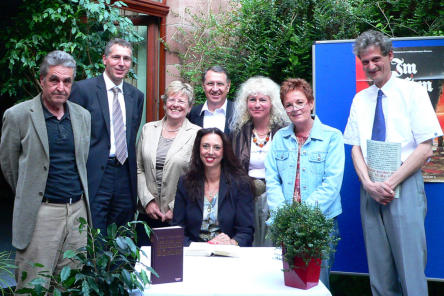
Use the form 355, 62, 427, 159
172, 0, 443, 103
16, 218, 154, 296
0, 0, 142, 102
269, 202, 339, 269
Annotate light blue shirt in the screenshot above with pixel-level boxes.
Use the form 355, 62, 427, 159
265, 116, 344, 221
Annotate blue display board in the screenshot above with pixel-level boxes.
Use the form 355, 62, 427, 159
313, 37, 444, 280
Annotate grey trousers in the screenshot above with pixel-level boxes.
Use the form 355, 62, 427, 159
319, 218, 338, 290
253, 192, 273, 247
360, 169, 428, 296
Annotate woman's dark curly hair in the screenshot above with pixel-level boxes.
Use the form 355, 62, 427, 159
183, 128, 254, 201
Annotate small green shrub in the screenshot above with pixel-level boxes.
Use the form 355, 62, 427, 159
269, 202, 339, 269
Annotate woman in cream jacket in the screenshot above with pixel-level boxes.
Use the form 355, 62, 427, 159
136, 81, 200, 245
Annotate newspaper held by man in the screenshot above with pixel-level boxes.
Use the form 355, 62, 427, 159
367, 139, 402, 198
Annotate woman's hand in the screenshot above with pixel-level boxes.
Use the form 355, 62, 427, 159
163, 210, 173, 222
145, 200, 164, 220
209, 233, 238, 245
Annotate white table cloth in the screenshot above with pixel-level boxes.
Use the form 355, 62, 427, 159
137, 247, 332, 296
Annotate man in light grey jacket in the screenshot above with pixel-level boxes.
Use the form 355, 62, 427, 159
0, 50, 91, 290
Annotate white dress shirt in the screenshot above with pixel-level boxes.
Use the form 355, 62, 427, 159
103, 72, 127, 157
201, 99, 228, 132
344, 75, 442, 162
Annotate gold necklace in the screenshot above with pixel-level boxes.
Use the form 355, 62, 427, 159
163, 121, 182, 132
167, 127, 180, 132
205, 182, 218, 200
253, 127, 270, 137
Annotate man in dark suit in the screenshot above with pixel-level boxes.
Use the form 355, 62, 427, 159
0, 50, 91, 290
70, 38, 144, 234
188, 65, 233, 134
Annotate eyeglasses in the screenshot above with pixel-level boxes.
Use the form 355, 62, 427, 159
284, 102, 307, 112
166, 98, 188, 106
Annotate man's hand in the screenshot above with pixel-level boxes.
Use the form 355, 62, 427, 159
363, 180, 395, 205
163, 210, 173, 222
145, 200, 164, 220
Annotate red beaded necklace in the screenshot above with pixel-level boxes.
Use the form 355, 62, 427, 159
252, 128, 271, 148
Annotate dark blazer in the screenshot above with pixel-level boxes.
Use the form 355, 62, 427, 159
172, 172, 254, 247
187, 99, 234, 134
230, 120, 285, 172
69, 75, 144, 209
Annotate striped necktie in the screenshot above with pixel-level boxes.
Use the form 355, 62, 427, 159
371, 90, 386, 141
111, 86, 128, 164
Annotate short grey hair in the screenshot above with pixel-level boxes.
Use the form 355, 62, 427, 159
161, 80, 195, 107
229, 76, 289, 132
353, 30, 392, 58
104, 38, 133, 57
40, 50, 76, 78
201, 65, 230, 83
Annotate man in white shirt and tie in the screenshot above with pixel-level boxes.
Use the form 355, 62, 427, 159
70, 38, 144, 234
344, 30, 442, 296
188, 65, 234, 134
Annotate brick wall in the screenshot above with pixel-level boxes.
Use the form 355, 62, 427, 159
164, 0, 229, 87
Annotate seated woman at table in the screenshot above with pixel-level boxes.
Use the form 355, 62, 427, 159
172, 128, 255, 246
229, 76, 289, 246
265, 78, 344, 289
136, 81, 200, 245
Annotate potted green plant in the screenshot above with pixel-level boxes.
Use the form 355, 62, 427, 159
16, 218, 155, 296
268, 202, 339, 289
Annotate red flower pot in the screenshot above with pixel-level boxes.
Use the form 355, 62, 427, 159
282, 253, 321, 289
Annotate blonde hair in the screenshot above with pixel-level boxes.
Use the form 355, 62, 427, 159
230, 76, 289, 132
161, 80, 195, 106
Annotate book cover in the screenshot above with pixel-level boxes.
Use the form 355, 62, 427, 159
150, 226, 184, 284
367, 139, 402, 198
184, 242, 240, 257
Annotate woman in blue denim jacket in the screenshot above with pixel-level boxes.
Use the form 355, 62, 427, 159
265, 78, 344, 290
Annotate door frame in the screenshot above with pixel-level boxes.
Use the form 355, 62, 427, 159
123, 0, 168, 121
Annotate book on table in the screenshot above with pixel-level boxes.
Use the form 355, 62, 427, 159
184, 242, 240, 257
150, 226, 184, 284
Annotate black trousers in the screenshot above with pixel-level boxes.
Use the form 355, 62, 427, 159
91, 158, 134, 235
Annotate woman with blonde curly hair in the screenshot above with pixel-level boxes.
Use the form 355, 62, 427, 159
229, 76, 289, 246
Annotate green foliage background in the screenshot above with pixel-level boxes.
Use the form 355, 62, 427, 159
0, 0, 443, 105
172, 0, 444, 104
0, 0, 142, 102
